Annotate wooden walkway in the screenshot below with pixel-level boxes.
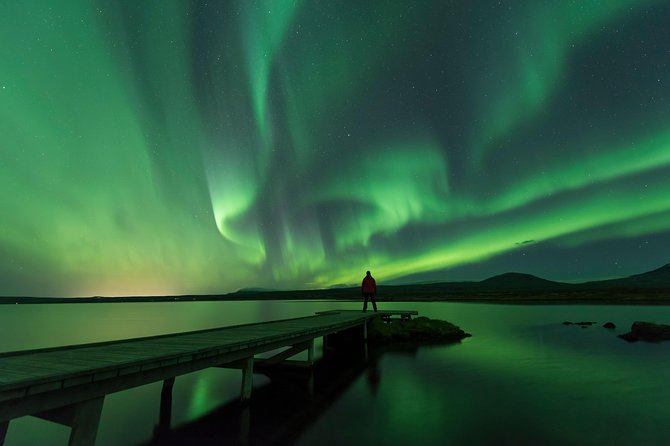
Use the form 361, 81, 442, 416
0, 309, 416, 446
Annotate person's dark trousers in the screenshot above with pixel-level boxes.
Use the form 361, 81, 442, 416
363, 293, 377, 312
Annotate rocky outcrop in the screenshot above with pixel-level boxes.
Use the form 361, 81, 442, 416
368, 316, 471, 342
618, 321, 670, 342
603, 322, 616, 329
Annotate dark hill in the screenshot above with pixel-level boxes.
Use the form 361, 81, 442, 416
626, 263, 670, 285
582, 263, 670, 289
480, 272, 568, 290
236, 287, 279, 293
606, 263, 670, 288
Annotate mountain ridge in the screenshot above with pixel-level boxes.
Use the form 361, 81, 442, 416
386, 262, 670, 292
1, 263, 668, 303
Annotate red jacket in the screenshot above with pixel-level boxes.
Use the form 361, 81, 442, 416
362, 275, 376, 294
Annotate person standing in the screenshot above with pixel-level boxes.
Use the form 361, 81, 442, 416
361, 270, 377, 312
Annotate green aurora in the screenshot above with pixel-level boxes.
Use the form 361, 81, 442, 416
1, 1, 669, 296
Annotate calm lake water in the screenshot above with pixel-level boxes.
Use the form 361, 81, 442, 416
2, 301, 670, 445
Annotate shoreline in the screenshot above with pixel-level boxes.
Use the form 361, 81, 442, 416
2, 290, 669, 306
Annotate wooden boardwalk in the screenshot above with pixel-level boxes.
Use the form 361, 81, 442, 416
0, 309, 416, 446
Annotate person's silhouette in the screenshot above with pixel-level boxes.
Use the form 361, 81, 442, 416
361, 270, 377, 312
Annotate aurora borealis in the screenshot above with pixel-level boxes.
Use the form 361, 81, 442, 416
1, 1, 669, 297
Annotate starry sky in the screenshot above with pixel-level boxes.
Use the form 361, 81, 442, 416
1, 1, 670, 297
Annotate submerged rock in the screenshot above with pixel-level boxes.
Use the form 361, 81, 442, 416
368, 316, 471, 342
603, 322, 616, 329
619, 321, 670, 343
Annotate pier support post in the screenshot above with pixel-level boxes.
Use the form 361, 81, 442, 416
32, 397, 105, 446
216, 357, 255, 402
68, 397, 105, 446
155, 377, 175, 435
240, 357, 254, 403
307, 339, 315, 365
0, 420, 8, 446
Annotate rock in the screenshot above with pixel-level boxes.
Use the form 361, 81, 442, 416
368, 316, 471, 343
562, 321, 573, 325
603, 322, 616, 329
618, 321, 670, 343
618, 332, 638, 343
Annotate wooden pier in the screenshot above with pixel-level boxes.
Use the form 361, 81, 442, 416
0, 310, 416, 446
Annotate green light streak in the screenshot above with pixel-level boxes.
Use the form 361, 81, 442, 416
0, 1, 257, 295
1, 1, 668, 295
271, 212, 326, 282
275, 2, 422, 165
308, 136, 449, 250
205, 142, 267, 265
322, 162, 670, 286
471, 0, 659, 163
484, 130, 670, 217
204, 0, 300, 259
242, 0, 302, 149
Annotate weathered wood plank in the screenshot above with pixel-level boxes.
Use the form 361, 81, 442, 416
0, 365, 61, 379
6, 358, 99, 373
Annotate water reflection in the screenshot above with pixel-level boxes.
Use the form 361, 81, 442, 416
366, 359, 381, 396
4, 302, 670, 446
143, 340, 404, 445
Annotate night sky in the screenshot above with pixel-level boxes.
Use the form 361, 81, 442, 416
2, 1, 669, 297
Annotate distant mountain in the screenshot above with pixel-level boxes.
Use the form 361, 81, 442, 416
235, 287, 280, 293
393, 263, 670, 292
232, 264, 670, 299
590, 263, 670, 289
328, 284, 354, 289
627, 263, 670, 284
480, 272, 569, 290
